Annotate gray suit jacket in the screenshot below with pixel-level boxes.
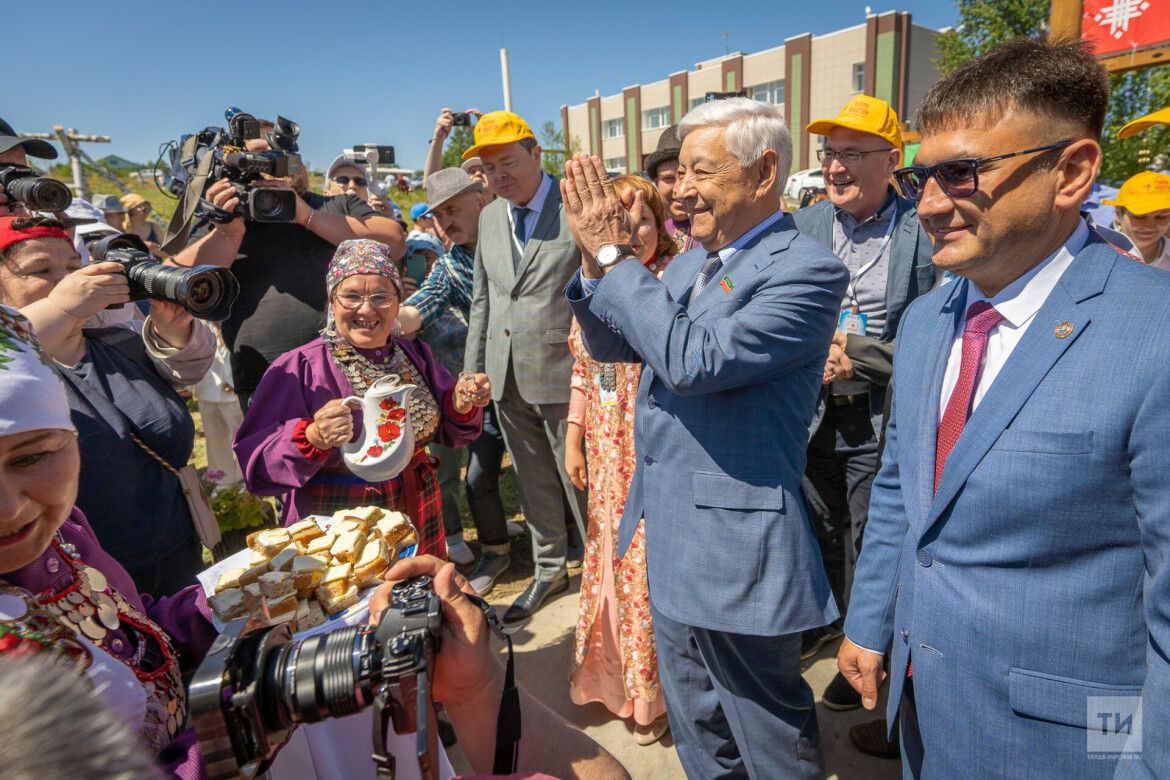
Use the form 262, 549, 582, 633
567, 214, 848, 636
464, 180, 582, 404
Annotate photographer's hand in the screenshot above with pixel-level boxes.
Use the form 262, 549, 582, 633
48, 262, 131, 321
147, 300, 195, 349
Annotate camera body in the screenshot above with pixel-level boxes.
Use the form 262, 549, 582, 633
0, 165, 72, 212
189, 575, 443, 779
85, 232, 239, 321
167, 108, 305, 223
704, 90, 749, 103
450, 112, 473, 127
343, 144, 395, 167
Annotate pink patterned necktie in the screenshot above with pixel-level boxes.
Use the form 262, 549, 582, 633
934, 300, 1005, 493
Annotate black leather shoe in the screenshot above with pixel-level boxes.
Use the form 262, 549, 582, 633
503, 574, 569, 623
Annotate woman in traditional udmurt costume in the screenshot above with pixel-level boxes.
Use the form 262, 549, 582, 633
0, 304, 217, 777
234, 239, 490, 558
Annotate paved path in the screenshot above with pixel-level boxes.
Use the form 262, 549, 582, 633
483, 575, 900, 779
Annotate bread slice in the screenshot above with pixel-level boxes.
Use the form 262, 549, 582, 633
305, 533, 336, 557
208, 588, 246, 621
242, 582, 263, 613
258, 571, 295, 599
330, 529, 366, 564
268, 545, 298, 573
354, 538, 390, 587
333, 518, 365, 536
214, 567, 245, 594
343, 505, 385, 528
375, 512, 416, 550
316, 563, 353, 601
291, 555, 328, 597
317, 583, 359, 616
265, 592, 298, 627
237, 560, 269, 588
287, 518, 324, 545
300, 601, 326, 631
250, 528, 292, 557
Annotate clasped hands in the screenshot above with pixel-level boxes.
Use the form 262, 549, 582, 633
560, 153, 644, 279
823, 330, 855, 384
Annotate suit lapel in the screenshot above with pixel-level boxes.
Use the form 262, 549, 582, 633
489, 201, 517, 286
514, 184, 563, 282
688, 217, 798, 318
883, 202, 920, 336
921, 241, 1115, 535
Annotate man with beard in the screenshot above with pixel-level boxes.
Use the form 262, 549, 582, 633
173, 119, 404, 409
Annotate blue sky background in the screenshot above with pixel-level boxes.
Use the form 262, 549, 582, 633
11, 1, 956, 172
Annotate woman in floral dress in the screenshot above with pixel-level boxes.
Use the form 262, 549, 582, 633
564, 176, 679, 745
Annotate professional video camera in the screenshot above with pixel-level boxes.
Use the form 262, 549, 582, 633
85, 232, 239, 321
166, 108, 304, 225
189, 576, 446, 779
0, 165, 71, 211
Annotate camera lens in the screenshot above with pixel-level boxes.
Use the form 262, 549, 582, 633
251, 189, 286, 220
261, 626, 381, 728
6, 175, 71, 211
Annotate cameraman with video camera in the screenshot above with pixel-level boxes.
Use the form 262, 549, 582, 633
173, 112, 405, 410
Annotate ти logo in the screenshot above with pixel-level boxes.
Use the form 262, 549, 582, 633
1087, 696, 1142, 757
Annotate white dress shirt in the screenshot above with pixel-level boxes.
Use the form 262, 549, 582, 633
507, 173, 553, 251
938, 219, 1089, 421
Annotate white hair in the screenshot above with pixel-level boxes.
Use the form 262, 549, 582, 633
678, 97, 792, 174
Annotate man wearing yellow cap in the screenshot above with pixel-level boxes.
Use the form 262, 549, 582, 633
1104, 171, 1170, 271
460, 111, 587, 619
793, 95, 936, 718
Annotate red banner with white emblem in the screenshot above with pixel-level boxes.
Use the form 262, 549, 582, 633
1082, 0, 1170, 57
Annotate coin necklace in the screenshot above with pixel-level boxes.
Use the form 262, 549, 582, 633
36, 537, 188, 748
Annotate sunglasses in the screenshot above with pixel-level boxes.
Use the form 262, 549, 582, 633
893, 140, 1074, 200
334, 175, 367, 187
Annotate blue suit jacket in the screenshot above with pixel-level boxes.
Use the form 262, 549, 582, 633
566, 214, 849, 636
845, 235, 1170, 777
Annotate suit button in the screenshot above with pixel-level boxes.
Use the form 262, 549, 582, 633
916, 549, 932, 567
901, 628, 909, 643
647, 397, 656, 408
644, 455, 654, 466
504, 329, 511, 337
511, 294, 518, 301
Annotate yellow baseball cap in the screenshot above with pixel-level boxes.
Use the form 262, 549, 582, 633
462, 111, 537, 160
1118, 106, 1170, 139
807, 95, 903, 149
1102, 171, 1170, 215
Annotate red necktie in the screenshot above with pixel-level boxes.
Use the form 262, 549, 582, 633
910, 301, 1002, 681
934, 300, 1005, 492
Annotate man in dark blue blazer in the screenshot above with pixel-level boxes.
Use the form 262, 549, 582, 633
562, 98, 848, 778
839, 39, 1170, 778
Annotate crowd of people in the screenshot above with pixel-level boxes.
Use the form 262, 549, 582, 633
0, 34, 1167, 780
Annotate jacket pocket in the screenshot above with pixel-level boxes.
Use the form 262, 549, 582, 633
1008, 667, 1141, 728
692, 471, 786, 512
544, 328, 570, 344
994, 429, 1093, 454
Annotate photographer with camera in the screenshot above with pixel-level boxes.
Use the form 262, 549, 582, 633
0, 215, 217, 597
173, 112, 405, 410
0, 115, 72, 218
424, 108, 482, 185
325, 153, 394, 217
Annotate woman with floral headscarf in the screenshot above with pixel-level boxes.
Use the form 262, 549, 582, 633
234, 239, 490, 557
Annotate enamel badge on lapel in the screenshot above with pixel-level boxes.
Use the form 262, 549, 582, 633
1054, 321, 1074, 339
719, 275, 734, 293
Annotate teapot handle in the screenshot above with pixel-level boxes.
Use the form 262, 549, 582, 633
341, 395, 362, 409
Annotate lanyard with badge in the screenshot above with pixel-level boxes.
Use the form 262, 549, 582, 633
838, 211, 896, 336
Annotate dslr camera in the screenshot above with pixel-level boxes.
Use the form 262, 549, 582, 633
85, 232, 239, 321
190, 575, 444, 780
167, 108, 304, 223
0, 165, 72, 212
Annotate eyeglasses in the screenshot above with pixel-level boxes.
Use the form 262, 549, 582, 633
334, 175, 367, 187
817, 148, 893, 165
333, 292, 398, 310
893, 140, 1074, 200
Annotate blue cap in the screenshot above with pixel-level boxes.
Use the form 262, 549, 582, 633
406, 233, 445, 258
410, 203, 430, 221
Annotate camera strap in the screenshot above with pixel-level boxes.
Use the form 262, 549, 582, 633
161, 130, 220, 256
464, 592, 521, 776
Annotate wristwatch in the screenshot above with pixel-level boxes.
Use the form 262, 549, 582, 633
596, 244, 636, 269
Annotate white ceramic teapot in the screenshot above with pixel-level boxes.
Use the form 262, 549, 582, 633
341, 375, 417, 482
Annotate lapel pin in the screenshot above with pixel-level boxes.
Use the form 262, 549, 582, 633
719, 275, 734, 293
1055, 321, 1074, 339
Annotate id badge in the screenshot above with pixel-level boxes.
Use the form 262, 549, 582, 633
598, 377, 619, 407
838, 310, 868, 336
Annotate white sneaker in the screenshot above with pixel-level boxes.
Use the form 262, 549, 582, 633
506, 521, 525, 538
447, 538, 475, 565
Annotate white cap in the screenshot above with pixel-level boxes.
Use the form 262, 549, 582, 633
0, 306, 74, 436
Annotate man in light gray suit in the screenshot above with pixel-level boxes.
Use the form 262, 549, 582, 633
563, 98, 848, 778
462, 110, 587, 620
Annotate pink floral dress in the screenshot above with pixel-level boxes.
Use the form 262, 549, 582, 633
566, 256, 671, 726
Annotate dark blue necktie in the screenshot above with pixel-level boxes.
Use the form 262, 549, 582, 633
513, 206, 530, 247
687, 251, 723, 306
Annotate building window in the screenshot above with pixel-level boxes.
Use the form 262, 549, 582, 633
642, 106, 670, 130
750, 79, 785, 105
603, 118, 624, 139
604, 156, 626, 173
852, 63, 865, 93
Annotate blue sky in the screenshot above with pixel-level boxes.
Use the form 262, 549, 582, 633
11, 1, 956, 173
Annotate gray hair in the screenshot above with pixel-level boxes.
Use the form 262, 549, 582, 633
0, 657, 163, 779
678, 97, 792, 174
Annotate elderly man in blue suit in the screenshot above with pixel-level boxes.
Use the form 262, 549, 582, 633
562, 98, 848, 778
838, 39, 1170, 778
